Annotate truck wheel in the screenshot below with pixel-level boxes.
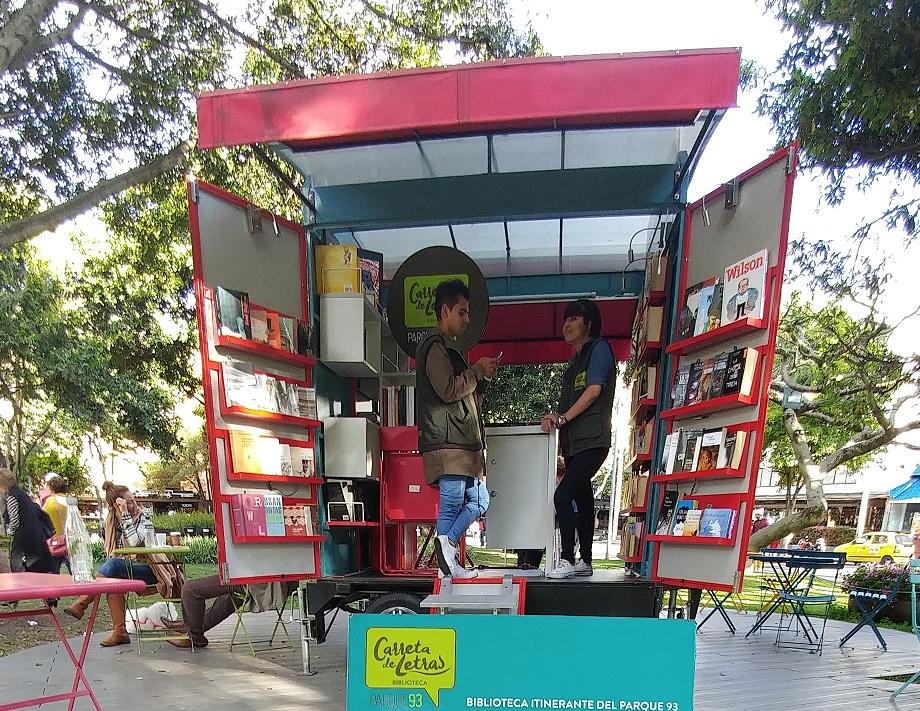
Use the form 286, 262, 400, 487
365, 592, 423, 615
880, 555, 894, 565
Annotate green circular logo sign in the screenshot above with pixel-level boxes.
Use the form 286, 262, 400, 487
386, 246, 489, 359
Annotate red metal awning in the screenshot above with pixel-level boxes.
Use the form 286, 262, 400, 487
197, 49, 740, 150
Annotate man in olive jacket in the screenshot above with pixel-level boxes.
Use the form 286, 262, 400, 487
416, 279, 499, 578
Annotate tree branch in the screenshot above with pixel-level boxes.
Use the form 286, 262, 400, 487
3, 5, 88, 72
0, 137, 197, 248
68, 40, 166, 90
0, 0, 59, 75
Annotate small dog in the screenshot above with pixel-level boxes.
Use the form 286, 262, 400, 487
126, 601, 178, 633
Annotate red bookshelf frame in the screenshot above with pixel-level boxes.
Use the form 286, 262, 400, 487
226, 472, 322, 487
667, 317, 766, 357
216, 334, 317, 367
651, 466, 745, 484
617, 554, 643, 563
646, 534, 736, 547
326, 521, 380, 527
230, 533, 325, 544
660, 390, 758, 420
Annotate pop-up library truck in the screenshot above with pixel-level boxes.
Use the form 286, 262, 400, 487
189, 49, 795, 702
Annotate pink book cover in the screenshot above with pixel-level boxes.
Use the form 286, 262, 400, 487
230, 493, 267, 536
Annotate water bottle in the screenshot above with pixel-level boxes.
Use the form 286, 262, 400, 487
65, 496, 94, 582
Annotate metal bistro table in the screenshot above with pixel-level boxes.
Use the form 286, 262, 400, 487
0, 572, 147, 711
745, 549, 796, 637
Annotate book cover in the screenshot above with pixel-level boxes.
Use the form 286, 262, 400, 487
223, 361, 262, 410
699, 508, 737, 538
710, 351, 729, 399
681, 430, 704, 471
264, 311, 282, 350
230, 493, 267, 536
677, 278, 717, 341
280, 443, 293, 476
257, 437, 283, 475
693, 282, 717, 336
685, 360, 704, 405
705, 281, 723, 332
315, 244, 360, 294
296, 321, 315, 357
716, 431, 747, 469
229, 430, 262, 473
278, 316, 296, 353
722, 249, 768, 325
698, 357, 715, 403
263, 493, 285, 536
283, 505, 307, 536
655, 490, 679, 535
670, 499, 697, 536
682, 509, 703, 536
657, 432, 677, 476
358, 248, 383, 308
671, 365, 691, 408
696, 428, 725, 471
250, 308, 269, 344
722, 348, 758, 396
216, 286, 251, 339
297, 386, 317, 420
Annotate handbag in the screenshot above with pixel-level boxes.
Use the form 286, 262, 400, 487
47, 534, 68, 557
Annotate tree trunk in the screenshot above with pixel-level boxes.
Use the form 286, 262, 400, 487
749, 408, 829, 550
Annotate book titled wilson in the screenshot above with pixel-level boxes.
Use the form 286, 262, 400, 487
722, 249, 768, 325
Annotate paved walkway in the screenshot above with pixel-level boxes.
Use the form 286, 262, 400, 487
2, 599, 920, 709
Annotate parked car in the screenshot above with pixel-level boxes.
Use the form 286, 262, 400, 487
834, 531, 913, 564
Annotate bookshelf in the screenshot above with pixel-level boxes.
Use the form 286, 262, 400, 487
320, 292, 382, 378
216, 334, 317, 368
665, 316, 766, 357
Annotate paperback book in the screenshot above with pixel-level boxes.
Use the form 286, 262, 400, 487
216, 286, 251, 339
722, 347, 758, 397
696, 428, 725, 471
655, 490, 680, 535
699, 507, 737, 539
263, 493, 285, 537
682, 509, 703, 537
716, 431, 747, 470
672, 365, 691, 409
722, 249, 768, 325
677, 278, 717, 341
283, 505, 308, 537
670, 499, 697, 536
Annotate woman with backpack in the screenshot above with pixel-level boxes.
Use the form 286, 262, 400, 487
0, 468, 54, 574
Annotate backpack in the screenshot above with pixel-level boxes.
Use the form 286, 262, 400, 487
34, 503, 56, 539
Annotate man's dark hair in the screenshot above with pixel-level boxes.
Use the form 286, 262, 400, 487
563, 299, 602, 338
433, 279, 471, 321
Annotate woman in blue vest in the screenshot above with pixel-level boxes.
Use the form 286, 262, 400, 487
542, 300, 616, 579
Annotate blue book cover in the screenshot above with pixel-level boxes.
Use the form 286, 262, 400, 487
670, 499, 697, 536
694, 284, 716, 336
699, 507, 736, 538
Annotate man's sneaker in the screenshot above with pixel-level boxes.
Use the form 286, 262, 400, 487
434, 535, 456, 577
547, 559, 576, 579
573, 560, 593, 576
451, 564, 479, 579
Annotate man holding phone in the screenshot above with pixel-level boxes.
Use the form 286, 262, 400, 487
416, 279, 499, 578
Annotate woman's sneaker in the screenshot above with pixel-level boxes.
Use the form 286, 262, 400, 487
573, 560, 593, 576
547, 559, 576, 579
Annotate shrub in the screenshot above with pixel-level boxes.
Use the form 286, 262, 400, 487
801, 525, 857, 548
88, 536, 217, 565
841, 562, 908, 593
151, 511, 215, 535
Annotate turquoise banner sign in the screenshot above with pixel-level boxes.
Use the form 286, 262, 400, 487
347, 615, 696, 711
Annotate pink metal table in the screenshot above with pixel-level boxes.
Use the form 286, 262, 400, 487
0, 573, 147, 711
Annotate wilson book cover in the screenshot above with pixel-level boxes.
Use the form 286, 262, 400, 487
722, 249, 768, 325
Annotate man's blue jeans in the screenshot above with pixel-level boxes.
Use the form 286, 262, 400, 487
437, 475, 490, 545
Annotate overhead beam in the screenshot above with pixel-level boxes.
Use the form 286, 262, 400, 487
312, 164, 676, 230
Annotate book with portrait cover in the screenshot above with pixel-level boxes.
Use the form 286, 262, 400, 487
722, 249, 768, 325
685, 360, 704, 405
696, 428, 725, 471
677, 278, 718, 341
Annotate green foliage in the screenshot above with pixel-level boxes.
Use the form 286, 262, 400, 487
481, 364, 566, 424
840, 562, 908, 593
762, 0, 920, 217
150, 511, 215, 534
22, 450, 90, 496
800, 524, 856, 548
90, 535, 217, 564
144, 429, 210, 497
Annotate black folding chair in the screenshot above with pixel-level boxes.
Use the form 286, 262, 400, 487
774, 550, 846, 655
840, 565, 909, 651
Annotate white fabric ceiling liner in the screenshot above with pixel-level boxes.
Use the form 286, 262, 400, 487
338, 214, 665, 280
276, 121, 706, 187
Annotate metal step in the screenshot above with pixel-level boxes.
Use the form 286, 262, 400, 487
420, 575, 523, 615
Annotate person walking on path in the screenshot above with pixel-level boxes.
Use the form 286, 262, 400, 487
542, 299, 616, 579
0, 468, 54, 574
416, 279, 499, 579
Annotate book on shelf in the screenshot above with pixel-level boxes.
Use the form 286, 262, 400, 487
272, 379, 300, 417
682, 509, 703, 536
358, 248, 383, 309
696, 428, 726, 471
264, 311, 282, 350
633, 422, 650, 457
293, 446, 315, 477
279, 444, 293, 476
716, 431, 747, 469
670, 499, 697, 536
283, 505, 308, 536
297, 386, 318, 420
693, 281, 720, 337
677, 278, 717, 341
657, 432, 679, 476
654, 490, 679, 535
250, 308, 269, 344
216, 286, 251, 339
315, 244, 360, 294
223, 360, 264, 410
263, 493, 285, 536
722, 249, 768, 325
230, 493, 268, 536
699, 507, 737, 538
698, 357, 715, 402
685, 360, 704, 405
297, 321, 315, 358
710, 351, 729, 399
637, 365, 656, 401
672, 364, 691, 408
680, 430, 704, 471
721, 347, 759, 397
278, 316, 297, 353
642, 252, 667, 301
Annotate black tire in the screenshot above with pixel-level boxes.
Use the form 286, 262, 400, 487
880, 555, 894, 565
365, 592, 423, 615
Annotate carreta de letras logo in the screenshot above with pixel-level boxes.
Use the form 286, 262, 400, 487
365, 627, 456, 706
404, 274, 469, 328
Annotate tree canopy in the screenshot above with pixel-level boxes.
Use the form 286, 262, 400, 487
0, 0, 540, 248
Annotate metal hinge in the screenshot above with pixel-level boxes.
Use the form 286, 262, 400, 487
724, 176, 741, 209
220, 562, 229, 582
189, 176, 199, 203
785, 151, 795, 175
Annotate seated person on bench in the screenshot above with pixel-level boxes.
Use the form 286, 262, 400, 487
162, 574, 288, 649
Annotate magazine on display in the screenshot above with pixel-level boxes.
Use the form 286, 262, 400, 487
722, 249, 768, 325
216, 287, 251, 339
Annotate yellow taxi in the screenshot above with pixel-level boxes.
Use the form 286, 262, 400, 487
834, 531, 914, 564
